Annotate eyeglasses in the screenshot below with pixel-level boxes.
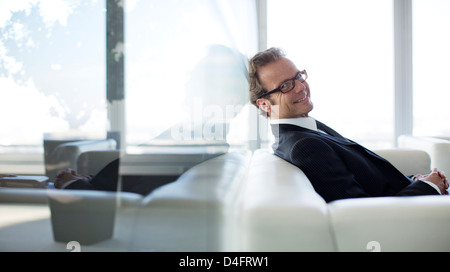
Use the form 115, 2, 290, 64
257, 70, 308, 99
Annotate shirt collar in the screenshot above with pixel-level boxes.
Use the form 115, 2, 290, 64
270, 117, 318, 131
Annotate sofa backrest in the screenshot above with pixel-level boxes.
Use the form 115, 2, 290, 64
238, 149, 336, 252
398, 135, 450, 175
44, 139, 117, 180
77, 150, 122, 177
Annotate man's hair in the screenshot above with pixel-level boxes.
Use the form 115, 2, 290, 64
248, 47, 286, 115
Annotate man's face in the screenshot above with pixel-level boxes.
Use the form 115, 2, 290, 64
257, 57, 313, 119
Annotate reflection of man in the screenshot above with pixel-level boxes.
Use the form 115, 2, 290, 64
156, 45, 248, 143
55, 45, 249, 193
249, 47, 449, 203
54, 158, 120, 191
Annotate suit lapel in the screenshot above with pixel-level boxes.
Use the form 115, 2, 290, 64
273, 122, 364, 149
315, 120, 345, 139
273, 123, 349, 146
271, 121, 351, 147
313, 122, 394, 166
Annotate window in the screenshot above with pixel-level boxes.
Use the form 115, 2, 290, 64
412, 0, 450, 137
0, 0, 106, 151
124, 0, 257, 149
267, 0, 395, 149
0, 0, 258, 156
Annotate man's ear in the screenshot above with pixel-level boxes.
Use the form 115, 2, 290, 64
256, 98, 271, 115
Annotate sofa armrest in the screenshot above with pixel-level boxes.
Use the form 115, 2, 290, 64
45, 139, 117, 180
398, 135, 450, 174
329, 196, 450, 251
372, 148, 430, 176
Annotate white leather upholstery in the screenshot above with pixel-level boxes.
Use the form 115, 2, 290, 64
239, 149, 335, 252
130, 150, 252, 252
398, 135, 450, 174
77, 149, 226, 177
329, 195, 450, 251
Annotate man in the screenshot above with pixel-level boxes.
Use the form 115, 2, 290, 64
249, 47, 449, 203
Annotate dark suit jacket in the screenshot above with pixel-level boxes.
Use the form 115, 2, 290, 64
272, 120, 439, 203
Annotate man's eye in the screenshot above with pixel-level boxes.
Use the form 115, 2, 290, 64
280, 83, 288, 90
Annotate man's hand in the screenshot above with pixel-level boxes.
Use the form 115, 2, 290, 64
54, 168, 89, 189
414, 168, 449, 195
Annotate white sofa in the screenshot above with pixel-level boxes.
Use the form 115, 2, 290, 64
239, 149, 450, 252
1, 148, 449, 252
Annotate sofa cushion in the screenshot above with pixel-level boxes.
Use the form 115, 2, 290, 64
328, 195, 450, 251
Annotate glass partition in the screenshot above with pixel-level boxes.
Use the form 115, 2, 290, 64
124, 0, 257, 150
0, 0, 107, 152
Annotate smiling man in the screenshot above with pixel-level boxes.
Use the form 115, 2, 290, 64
249, 47, 449, 203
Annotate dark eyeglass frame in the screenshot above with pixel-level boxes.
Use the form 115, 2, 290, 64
257, 70, 308, 99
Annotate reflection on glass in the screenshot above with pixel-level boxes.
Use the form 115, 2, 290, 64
125, 0, 257, 149
0, 0, 106, 148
